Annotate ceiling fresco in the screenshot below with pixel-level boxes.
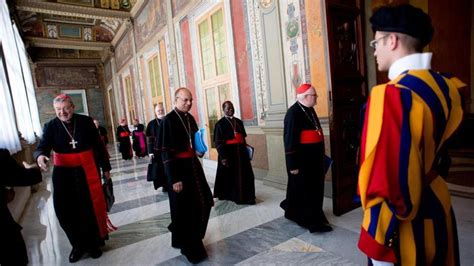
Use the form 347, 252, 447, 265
11, 0, 140, 59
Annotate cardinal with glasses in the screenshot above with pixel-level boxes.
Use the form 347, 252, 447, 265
34, 94, 115, 263
281, 83, 332, 233
157, 87, 213, 263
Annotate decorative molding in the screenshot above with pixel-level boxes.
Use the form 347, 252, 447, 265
26, 36, 110, 51
34, 58, 102, 64
16, 0, 130, 20
259, 0, 274, 10
130, 0, 146, 17
111, 18, 131, 46
101, 46, 114, 62
171, 0, 204, 23
247, 0, 268, 124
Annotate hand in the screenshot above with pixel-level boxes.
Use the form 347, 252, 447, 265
103, 171, 111, 180
148, 153, 154, 158
23, 161, 39, 169
173, 181, 183, 193
290, 169, 299, 175
37, 155, 50, 171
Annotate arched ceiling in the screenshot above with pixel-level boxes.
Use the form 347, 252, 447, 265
10, 0, 144, 60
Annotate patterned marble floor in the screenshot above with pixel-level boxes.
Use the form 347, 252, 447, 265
19, 147, 474, 265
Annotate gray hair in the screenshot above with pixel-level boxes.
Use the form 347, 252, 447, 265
53, 94, 74, 106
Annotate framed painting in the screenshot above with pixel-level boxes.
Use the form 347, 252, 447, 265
59, 25, 82, 39
61, 89, 89, 115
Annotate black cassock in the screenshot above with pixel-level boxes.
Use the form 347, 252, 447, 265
146, 118, 167, 190
132, 124, 147, 157
213, 117, 255, 204
281, 102, 328, 232
98, 125, 108, 144
34, 114, 111, 250
158, 109, 213, 263
1, 149, 42, 265
116, 125, 132, 160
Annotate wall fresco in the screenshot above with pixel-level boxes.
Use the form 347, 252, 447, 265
114, 30, 133, 70
171, 0, 190, 18
134, 0, 167, 49
104, 60, 112, 83
35, 65, 99, 88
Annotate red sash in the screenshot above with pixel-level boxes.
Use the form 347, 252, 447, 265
225, 133, 244, 144
53, 150, 116, 238
300, 129, 324, 144
120, 132, 129, 137
134, 131, 146, 152
175, 148, 195, 158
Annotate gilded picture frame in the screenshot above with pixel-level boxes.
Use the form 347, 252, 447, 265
61, 89, 89, 115
59, 25, 82, 39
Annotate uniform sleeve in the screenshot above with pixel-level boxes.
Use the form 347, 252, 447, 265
34, 122, 54, 161
1, 149, 42, 187
88, 118, 111, 172
145, 122, 152, 137
213, 121, 227, 159
159, 117, 179, 184
284, 108, 300, 171
358, 84, 424, 262
238, 119, 247, 138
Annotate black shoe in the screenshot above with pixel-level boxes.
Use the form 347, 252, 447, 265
69, 248, 84, 263
181, 249, 207, 264
171, 239, 181, 249
310, 224, 333, 233
89, 248, 102, 259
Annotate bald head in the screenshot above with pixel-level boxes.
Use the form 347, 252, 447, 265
174, 87, 193, 113
155, 103, 165, 118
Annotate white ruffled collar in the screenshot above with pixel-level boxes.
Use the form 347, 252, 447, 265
388, 53, 432, 80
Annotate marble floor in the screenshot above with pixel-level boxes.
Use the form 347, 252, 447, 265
19, 147, 474, 265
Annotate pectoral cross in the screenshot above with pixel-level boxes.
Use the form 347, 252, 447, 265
69, 139, 78, 149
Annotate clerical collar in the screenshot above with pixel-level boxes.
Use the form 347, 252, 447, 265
174, 108, 187, 116
388, 52, 432, 80
60, 114, 75, 124
225, 115, 234, 119
297, 101, 312, 109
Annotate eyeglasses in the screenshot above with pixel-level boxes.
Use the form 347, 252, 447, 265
369, 35, 389, 49
177, 97, 193, 103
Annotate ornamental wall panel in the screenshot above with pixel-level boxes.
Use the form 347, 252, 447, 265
35, 65, 99, 88
230, 0, 256, 124
114, 30, 133, 71
134, 0, 167, 49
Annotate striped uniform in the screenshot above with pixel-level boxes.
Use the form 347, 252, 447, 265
357, 70, 464, 265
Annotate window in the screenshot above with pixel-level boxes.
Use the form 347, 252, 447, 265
198, 8, 228, 81
147, 55, 163, 105
0, 1, 42, 152
124, 75, 135, 120
197, 6, 232, 153
205, 83, 231, 148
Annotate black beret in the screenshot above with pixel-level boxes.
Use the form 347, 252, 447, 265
370, 4, 434, 48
